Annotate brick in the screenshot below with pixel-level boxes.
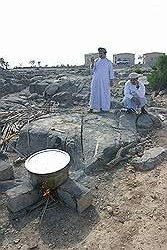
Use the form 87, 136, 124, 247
0, 160, 14, 181
0, 179, 22, 192
57, 178, 92, 213
5, 183, 42, 213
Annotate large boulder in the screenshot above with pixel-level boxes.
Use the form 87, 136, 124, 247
16, 126, 62, 156
29, 80, 50, 95
15, 111, 137, 175
51, 91, 73, 106
43, 82, 60, 99
136, 113, 162, 133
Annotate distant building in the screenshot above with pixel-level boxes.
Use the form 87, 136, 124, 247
143, 52, 165, 66
113, 53, 135, 66
84, 53, 99, 66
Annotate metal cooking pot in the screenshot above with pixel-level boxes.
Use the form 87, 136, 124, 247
25, 149, 70, 189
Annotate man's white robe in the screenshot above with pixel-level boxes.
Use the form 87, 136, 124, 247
124, 80, 145, 99
89, 58, 114, 111
123, 80, 147, 110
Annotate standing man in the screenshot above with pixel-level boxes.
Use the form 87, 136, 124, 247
123, 72, 147, 113
88, 47, 114, 112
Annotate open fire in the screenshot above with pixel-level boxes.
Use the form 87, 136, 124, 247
40, 180, 55, 198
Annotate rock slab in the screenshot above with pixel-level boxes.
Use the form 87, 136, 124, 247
132, 146, 167, 171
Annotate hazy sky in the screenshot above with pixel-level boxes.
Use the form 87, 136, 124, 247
0, 0, 166, 67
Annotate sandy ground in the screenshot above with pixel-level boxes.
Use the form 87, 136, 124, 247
0, 96, 167, 250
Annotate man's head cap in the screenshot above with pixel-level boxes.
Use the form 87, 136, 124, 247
129, 72, 139, 79
98, 47, 107, 54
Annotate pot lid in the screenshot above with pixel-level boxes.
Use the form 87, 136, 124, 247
25, 149, 70, 175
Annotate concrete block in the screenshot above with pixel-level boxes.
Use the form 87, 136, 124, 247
0, 160, 14, 181
57, 178, 92, 213
5, 183, 42, 213
0, 179, 22, 192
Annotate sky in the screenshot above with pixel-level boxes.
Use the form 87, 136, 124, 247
0, 0, 166, 67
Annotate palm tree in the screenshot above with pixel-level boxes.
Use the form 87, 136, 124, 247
4, 61, 9, 69
29, 60, 35, 67
0, 57, 6, 68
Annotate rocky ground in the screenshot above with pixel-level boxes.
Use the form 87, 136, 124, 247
0, 66, 167, 250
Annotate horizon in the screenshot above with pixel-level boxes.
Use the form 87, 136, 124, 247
1, 50, 166, 68
1, 0, 166, 67
0, 50, 166, 68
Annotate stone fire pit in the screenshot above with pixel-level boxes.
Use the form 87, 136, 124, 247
5, 149, 92, 215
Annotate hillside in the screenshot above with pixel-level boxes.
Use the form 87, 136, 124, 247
0, 66, 167, 250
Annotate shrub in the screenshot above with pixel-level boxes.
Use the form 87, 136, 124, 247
147, 55, 167, 90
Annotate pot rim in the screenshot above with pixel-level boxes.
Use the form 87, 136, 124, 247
25, 149, 70, 175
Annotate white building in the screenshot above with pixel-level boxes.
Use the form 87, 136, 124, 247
113, 53, 135, 66
143, 52, 165, 66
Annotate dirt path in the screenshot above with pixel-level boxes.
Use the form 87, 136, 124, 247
0, 96, 167, 250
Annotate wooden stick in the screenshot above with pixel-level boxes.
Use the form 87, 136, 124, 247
39, 197, 50, 224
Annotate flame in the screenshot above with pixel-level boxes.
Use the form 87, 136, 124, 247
43, 188, 51, 197
41, 181, 52, 198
